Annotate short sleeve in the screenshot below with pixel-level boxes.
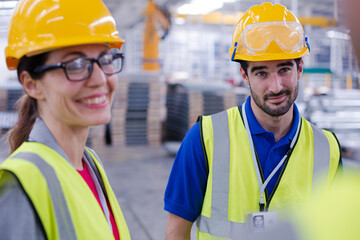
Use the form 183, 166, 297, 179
164, 122, 208, 222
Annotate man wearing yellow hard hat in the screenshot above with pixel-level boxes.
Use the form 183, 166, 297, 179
164, 2, 342, 240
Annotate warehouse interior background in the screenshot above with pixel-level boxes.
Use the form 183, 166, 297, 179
0, 0, 359, 165
0, 0, 359, 239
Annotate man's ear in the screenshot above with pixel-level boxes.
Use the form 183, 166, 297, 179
240, 67, 250, 86
297, 58, 304, 80
20, 71, 45, 100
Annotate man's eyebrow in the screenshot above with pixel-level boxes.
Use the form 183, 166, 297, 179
250, 61, 295, 73
277, 61, 294, 67
250, 65, 267, 73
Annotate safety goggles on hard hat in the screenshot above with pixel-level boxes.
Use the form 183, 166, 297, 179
238, 21, 308, 55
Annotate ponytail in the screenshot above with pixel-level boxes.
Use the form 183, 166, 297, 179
7, 95, 37, 153
7, 52, 49, 153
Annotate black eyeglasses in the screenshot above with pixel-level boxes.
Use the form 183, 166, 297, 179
32, 52, 124, 81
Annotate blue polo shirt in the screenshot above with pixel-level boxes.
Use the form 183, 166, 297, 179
164, 96, 300, 222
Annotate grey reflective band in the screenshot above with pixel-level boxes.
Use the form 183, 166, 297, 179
12, 152, 77, 240
83, 149, 112, 232
311, 124, 330, 185
211, 111, 230, 220
196, 215, 247, 239
84, 148, 106, 194
86, 147, 104, 168
197, 111, 247, 238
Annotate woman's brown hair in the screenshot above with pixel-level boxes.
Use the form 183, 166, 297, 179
7, 53, 49, 153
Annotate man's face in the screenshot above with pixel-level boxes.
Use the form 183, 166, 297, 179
254, 216, 264, 228
240, 59, 303, 117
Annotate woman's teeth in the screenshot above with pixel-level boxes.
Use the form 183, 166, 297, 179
81, 96, 106, 104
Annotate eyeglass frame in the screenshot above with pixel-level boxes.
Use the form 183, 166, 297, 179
31, 51, 125, 82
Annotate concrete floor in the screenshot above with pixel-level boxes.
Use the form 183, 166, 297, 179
93, 145, 178, 240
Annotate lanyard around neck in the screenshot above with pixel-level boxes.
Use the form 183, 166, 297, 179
83, 156, 113, 232
241, 102, 301, 211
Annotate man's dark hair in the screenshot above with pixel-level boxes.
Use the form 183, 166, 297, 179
238, 58, 302, 76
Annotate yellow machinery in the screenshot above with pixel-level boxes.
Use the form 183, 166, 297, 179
142, 0, 171, 71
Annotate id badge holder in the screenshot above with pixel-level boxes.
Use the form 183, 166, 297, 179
247, 211, 278, 232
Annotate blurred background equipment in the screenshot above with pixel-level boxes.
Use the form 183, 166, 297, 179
142, 0, 171, 71
0, 0, 358, 166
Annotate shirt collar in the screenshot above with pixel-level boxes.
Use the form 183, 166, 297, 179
28, 117, 70, 163
244, 96, 300, 142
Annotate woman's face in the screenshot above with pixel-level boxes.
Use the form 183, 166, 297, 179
35, 44, 118, 129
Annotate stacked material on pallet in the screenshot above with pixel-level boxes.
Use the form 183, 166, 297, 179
88, 73, 167, 147
0, 82, 23, 134
165, 84, 190, 142
87, 124, 108, 148
306, 89, 360, 164
165, 82, 249, 142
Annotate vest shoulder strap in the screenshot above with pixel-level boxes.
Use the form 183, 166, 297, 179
209, 110, 231, 220
310, 123, 331, 185
11, 151, 77, 240
84, 147, 107, 196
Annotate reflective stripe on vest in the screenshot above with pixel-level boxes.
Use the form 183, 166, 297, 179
197, 110, 331, 238
11, 151, 77, 240
311, 123, 330, 185
196, 215, 247, 239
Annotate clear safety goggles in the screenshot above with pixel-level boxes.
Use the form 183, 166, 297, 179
239, 21, 307, 55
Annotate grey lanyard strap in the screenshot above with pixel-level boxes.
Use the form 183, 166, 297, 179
241, 103, 301, 209
83, 150, 113, 232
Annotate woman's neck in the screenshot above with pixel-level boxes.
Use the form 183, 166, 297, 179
42, 117, 89, 170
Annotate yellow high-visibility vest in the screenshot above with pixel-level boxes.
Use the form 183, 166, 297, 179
0, 142, 131, 240
196, 106, 341, 239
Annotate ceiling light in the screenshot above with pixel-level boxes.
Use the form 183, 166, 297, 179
176, 0, 224, 15
326, 30, 350, 40
0, 1, 18, 9
0, 9, 15, 16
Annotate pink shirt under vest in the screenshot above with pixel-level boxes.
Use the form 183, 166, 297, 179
77, 162, 120, 240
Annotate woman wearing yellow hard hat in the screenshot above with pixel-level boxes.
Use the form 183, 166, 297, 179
0, 0, 130, 239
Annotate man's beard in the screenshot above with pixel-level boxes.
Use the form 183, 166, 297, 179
250, 83, 298, 117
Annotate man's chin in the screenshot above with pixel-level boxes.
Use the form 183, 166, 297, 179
263, 104, 291, 117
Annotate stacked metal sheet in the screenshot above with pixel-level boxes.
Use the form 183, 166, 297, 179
203, 92, 225, 115
89, 73, 166, 147
125, 82, 149, 145
165, 82, 249, 142
306, 89, 360, 164
87, 124, 107, 148
165, 84, 190, 141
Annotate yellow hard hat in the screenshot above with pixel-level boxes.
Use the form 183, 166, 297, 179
229, 2, 310, 62
5, 0, 125, 70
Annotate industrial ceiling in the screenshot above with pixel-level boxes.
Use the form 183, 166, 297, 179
0, 0, 347, 36
103, 0, 344, 29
